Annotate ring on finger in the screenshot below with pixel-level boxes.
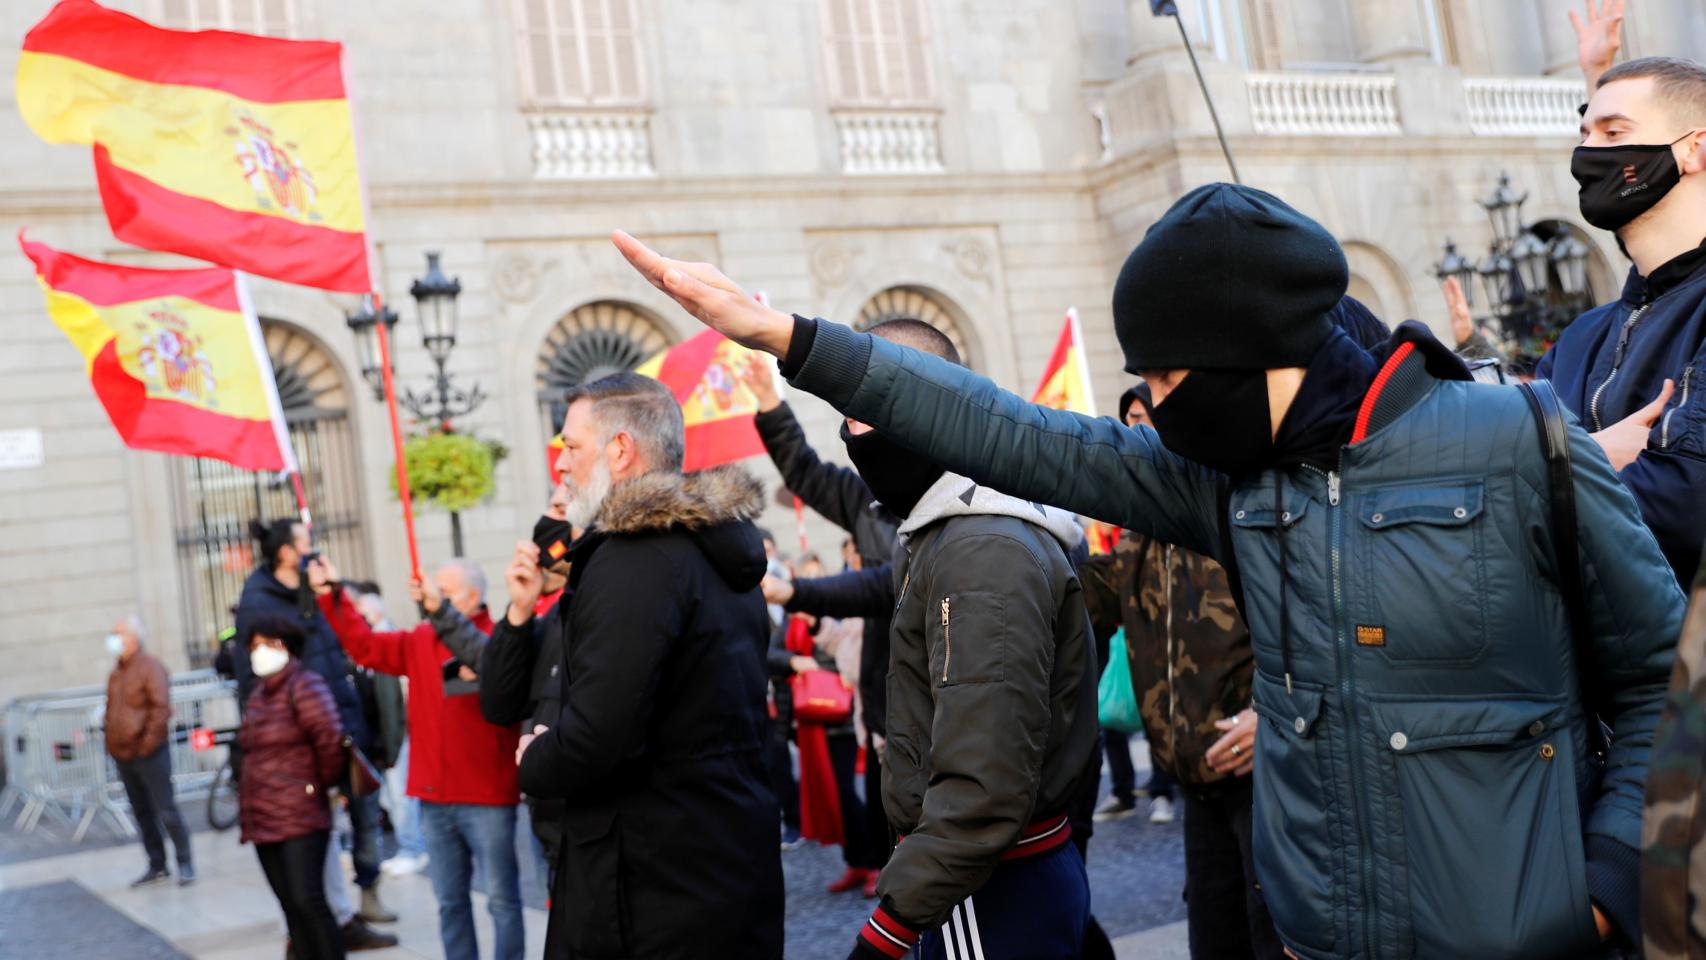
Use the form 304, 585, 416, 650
1231, 743, 1242, 757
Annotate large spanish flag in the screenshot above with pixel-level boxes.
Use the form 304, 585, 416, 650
22, 234, 296, 471
1031, 307, 1098, 416
635, 330, 771, 472
17, 0, 369, 293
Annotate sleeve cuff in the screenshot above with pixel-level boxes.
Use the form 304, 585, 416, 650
781, 315, 818, 378
857, 901, 922, 959
1585, 834, 1641, 945
785, 315, 872, 411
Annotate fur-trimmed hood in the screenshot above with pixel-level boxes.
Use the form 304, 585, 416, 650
586, 466, 769, 591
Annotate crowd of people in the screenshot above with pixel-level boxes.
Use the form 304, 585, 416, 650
98, 9, 1706, 959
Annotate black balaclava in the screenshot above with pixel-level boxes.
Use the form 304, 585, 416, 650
841, 423, 944, 518
1573, 132, 1694, 232
1148, 370, 1274, 478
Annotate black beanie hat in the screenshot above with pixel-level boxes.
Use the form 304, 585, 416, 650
1118, 382, 1153, 422
1112, 183, 1348, 373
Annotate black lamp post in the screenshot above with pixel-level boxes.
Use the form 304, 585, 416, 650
1434, 172, 1595, 358
343, 297, 399, 403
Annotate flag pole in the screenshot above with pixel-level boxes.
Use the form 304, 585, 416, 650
236, 269, 313, 531
1168, 8, 1242, 184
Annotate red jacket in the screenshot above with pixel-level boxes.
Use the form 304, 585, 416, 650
238, 662, 345, 845
320, 589, 520, 806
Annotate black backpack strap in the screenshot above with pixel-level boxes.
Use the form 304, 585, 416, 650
1518, 380, 1607, 753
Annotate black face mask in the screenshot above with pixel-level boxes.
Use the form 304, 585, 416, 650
1148, 369, 1274, 478
840, 424, 944, 518
1572, 132, 1694, 231
531, 515, 574, 570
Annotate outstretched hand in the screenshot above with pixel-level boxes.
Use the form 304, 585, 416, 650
739, 352, 783, 413
1442, 276, 1475, 348
611, 231, 796, 356
1569, 0, 1624, 88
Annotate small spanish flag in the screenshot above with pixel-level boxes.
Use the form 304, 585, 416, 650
17, 0, 369, 293
22, 233, 296, 471
635, 330, 771, 472
1031, 308, 1098, 416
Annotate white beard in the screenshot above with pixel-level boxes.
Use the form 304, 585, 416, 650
564, 457, 613, 530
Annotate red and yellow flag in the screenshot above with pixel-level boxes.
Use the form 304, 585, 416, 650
17, 0, 369, 293
635, 330, 772, 472
1031, 307, 1097, 416
22, 234, 296, 471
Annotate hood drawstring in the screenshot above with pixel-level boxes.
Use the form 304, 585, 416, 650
1275, 472, 1293, 694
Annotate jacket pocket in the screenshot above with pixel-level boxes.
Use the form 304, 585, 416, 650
1366, 695, 1598, 959
558, 805, 629, 957
1353, 481, 1488, 665
928, 591, 1006, 686
1249, 670, 1338, 954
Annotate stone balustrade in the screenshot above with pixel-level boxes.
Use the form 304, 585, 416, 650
527, 111, 655, 179
1246, 72, 1402, 136
1463, 77, 1584, 137
833, 110, 945, 175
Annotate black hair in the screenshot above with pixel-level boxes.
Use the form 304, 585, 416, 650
755, 526, 776, 545
248, 518, 298, 570
1328, 296, 1392, 352
866, 318, 962, 366
1119, 382, 1153, 423
248, 613, 307, 659
351, 580, 381, 597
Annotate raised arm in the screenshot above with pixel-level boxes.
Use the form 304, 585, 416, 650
611, 231, 1225, 558
317, 588, 412, 677
787, 563, 895, 620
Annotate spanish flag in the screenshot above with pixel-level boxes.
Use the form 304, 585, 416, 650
17, 0, 369, 293
1032, 308, 1098, 416
22, 234, 296, 472
635, 330, 771, 472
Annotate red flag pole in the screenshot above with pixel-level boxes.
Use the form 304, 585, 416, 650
374, 293, 421, 579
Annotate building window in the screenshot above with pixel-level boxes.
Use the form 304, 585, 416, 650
143, 0, 296, 36
822, 0, 935, 107
515, 0, 646, 106
535, 301, 673, 435
853, 285, 974, 369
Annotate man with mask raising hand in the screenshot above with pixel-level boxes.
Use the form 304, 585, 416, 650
1539, 56, 1706, 586
612, 180, 1683, 958
827, 318, 1098, 960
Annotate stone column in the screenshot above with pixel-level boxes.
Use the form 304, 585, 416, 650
1354, 0, 1434, 63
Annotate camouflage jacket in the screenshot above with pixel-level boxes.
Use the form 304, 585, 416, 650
1083, 532, 1253, 786
1644, 554, 1706, 960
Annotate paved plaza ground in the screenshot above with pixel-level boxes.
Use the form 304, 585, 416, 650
0, 745, 1190, 959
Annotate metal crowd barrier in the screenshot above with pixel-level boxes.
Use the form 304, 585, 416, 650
0, 669, 239, 842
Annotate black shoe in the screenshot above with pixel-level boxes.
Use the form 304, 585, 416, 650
176, 865, 196, 886
342, 918, 399, 952
129, 868, 170, 888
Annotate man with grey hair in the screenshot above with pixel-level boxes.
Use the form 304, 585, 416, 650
104, 614, 195, 886
504, 372, 784, 958
314, 557, 526, 960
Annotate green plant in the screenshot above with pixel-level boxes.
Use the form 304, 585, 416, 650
392, 430, 507, 513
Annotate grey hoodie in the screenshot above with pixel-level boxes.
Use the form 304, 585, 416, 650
871, 471, 1099, 932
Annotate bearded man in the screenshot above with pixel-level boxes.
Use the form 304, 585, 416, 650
503, 372, 784, 960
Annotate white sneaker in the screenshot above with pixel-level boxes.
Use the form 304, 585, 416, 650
381, 853, 429, 876
1148, 796, 1176, 824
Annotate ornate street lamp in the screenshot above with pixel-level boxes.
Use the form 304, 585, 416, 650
1477, 242, 1515, 313
1509, 230, 1551, 300
1478, 171, 1528, 250
1433, 238, 1478, 308
343, 297, 399, 403
410, 251, 462, 363
1550, 234, 1591, 298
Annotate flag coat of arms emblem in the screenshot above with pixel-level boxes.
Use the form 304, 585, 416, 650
22, 234, 295, 471
635, 330, 772, 472
17, 0, 370, 292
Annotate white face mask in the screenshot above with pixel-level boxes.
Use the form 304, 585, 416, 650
250, 645, 290, 678
105, 633, 125, 656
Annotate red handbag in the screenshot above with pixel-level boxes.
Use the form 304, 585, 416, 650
790, 669, 853, 724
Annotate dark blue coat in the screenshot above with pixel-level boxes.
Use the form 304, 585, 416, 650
1538, 247, 1706, 584
233, 567, 371, 753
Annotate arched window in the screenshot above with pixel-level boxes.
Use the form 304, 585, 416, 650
168, 322, 373, 665
139, 0, 296, 36
514, 0, 646, 106
535, 301, 673, 435
853, 285, 974, 369
821, 0, 935, 107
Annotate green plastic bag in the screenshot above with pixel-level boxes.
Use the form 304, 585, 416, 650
1097, 627, 1144, 733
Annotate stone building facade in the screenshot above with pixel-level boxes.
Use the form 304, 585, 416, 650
2, 0, 1700, 700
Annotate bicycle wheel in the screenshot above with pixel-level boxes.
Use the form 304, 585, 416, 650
207, 758, 239, 831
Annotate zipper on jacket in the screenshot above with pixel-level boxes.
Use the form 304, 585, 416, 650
1660, 364, 1695, 449
940, 597, 952, 682
1164, 546, 1178, 757
1589, 303, 1652, 431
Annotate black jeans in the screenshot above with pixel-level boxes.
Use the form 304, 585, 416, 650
115, 746, 192, 872
256, 830, 345, 960
863, 740, 892, 867
826, 732, 882, 869
1103, 728, 1137, 802
768, 713, 800, 831
1182, 777, 1283, 960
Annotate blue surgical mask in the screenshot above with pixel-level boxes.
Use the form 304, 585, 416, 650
105, 633, 124, 656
